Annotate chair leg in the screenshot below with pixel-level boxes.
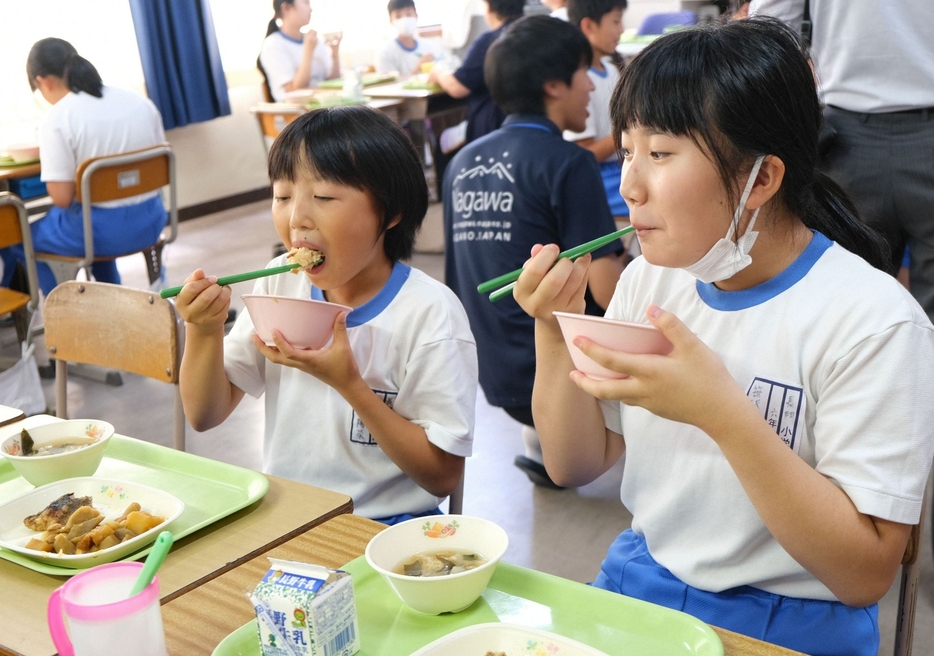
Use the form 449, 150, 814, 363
894, 558, 920, 656
173, 386, 186, 452
55, 360, 67, 419
449, 472, 464, 515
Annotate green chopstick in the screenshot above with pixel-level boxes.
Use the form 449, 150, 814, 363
478, 226, 635, 302
159, 263, 301, 299
130, 531, 173, 596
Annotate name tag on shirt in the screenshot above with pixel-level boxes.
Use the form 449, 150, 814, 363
746, 377, 805, 453
350, 389, 397, 445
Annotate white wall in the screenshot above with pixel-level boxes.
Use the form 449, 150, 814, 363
164, 81, 270, 209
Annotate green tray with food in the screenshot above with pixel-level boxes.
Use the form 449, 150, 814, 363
316, 73, 397, 90
0, 418, 268, 575
213, 558, 723, 655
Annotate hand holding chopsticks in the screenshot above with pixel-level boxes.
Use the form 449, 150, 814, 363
478, 226, 634, 302
159, 263, 302, 299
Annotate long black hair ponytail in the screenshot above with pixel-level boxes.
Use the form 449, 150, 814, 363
609, 17, 890, 270
266, 0, 295, 36
27, 38, 103, 99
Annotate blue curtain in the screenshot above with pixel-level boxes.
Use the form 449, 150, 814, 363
129, 0, 231, 130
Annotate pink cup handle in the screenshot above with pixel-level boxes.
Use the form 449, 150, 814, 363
48, 588, 74, 656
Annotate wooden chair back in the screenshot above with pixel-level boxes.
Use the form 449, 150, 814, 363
0, 193, 26, 250
36, 144, 179, 285
253, 104, 306, 150
0, 193, 40, 339
76, 145, 171, 204
44, 281, 186, 450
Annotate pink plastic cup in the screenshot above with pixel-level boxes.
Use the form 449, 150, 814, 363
48, 561, 167, 656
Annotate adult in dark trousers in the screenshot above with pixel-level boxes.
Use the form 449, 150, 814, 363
751, 0, 934, 322
442, 16, 625, 488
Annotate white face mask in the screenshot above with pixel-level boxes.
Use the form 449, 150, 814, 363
393, 16, 419, 38
682, 155, 765, 284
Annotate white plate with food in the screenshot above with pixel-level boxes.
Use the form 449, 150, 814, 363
410, 623, 610, 655
0, 477, 184, 567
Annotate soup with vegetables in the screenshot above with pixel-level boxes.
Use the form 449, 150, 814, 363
395, 549, 488, 577
23, 437, 98, 457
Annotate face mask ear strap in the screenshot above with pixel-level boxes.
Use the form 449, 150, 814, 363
727, 155, 766, 240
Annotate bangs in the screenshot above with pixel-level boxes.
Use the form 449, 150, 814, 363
611, 29, 718, 145
267, 109, 367, 190
264, 105, 428, 262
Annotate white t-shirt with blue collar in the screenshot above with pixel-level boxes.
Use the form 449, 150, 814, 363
599, 232, 934, 600
224, 257, 478, 519
259, 30, 334, 102
376, 37, 443, 77
564, 56, 620, 162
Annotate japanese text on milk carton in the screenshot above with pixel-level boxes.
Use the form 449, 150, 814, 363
254, 558, 360, 656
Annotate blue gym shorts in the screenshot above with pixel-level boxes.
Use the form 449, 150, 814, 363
593, 529, 879, 656
0, 195, 166, 294
372, 506, 443, 527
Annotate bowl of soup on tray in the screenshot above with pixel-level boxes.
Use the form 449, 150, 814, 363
553, 311, 674, 381
242, 295, 351, 350
1, 420, 114, 486
365, 515, 509, 615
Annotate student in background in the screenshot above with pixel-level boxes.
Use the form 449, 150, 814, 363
177, 107, 477, 525
0, 38, 166, 295
429, 0, 526, 144
377, 0, 443, 77
443, 16, 624, 488
513, 19, 933, 655
259, 0, 341, 103
565, 0, 628, 220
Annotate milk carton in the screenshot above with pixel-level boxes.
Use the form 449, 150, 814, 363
253, 558, 360, 656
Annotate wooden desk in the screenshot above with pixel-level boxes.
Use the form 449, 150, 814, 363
163, 515, 803, 656
0, 475, 352, 656
363, 82, 465, 122
0, 163, 41, 194
0, 164, 41, 182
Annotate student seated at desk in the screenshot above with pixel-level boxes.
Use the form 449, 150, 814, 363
565, 0, 629, 219
377, 0, 444, 78
0, 38, 167, 295
177, 107, 478, 526
443, 16, 624, 489
259, 0, 341, 103
428, 0, 526, 144
512, 18, 934, 656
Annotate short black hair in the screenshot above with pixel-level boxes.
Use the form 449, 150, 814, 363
387, 0, 415, 14
567, 0, 627, 27
268, 107, 428, 262
485, 16, 592, 116
487, 0, 526, 20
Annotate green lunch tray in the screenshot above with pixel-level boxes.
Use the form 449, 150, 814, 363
212, 557, 723, 656
0, 434, 269, 576
317, 73, 397, 89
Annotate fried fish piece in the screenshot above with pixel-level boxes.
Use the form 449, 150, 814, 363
286, 247, 324, 272
23, 493, 93, 532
